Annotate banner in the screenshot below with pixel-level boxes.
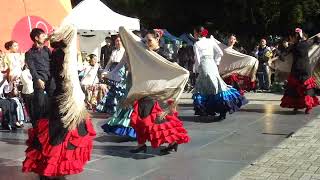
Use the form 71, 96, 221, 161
0, 0, 71, 52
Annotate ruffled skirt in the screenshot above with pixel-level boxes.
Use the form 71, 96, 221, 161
194, 58, 248, 115
193, 88, 248, 115
96, 65, 126, 114
223, 73, 256, 95
22, 118, 96, 177
130, 101, 190, 148
101, 108, 136, 139
280, 75, 319, 110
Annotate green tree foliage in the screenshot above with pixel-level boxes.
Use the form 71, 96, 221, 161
72, 0, 320, 44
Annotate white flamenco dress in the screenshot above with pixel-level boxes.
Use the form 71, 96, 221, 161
193, 37, 248, 117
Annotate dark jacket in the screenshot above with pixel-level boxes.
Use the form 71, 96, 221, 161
25, 45, 51, 82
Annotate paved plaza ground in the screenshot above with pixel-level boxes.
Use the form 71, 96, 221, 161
0, 93, 319, 180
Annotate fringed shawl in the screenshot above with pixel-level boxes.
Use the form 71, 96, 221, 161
50, 25, 87, 130
119, 27, 189, 105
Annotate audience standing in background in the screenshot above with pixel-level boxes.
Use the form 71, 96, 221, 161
255, 38, 273, 92
25, 28, 54, 127
100, 37, 113, 69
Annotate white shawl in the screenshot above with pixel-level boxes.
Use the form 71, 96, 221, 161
119, 27, 189, 105
212, 36, 259, 82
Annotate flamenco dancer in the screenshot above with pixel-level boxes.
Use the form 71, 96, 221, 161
22, 25, 96, 180
96, 36, 127, 114
280, 28, 320, 114
192, 27, 248, 120
100, 37, 135, 139
100, 29, 172, 139
128, 30, 190, 154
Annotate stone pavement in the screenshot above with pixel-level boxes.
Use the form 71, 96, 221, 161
0, 93, 318, 180
233, 114, 320, 180
179, 92, 283, 105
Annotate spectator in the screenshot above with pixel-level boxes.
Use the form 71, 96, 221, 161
255, 38, 273, 91
228, 34, 238, 49
177, 42, 195, 91
81, 54, 100, 110
100, 37, 113, 69
21, 64, 34, 124
3, 40, 24, 82
25, 28, 53, 126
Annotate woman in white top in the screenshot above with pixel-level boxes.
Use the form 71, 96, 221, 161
80, 54, 99, 86
3, 40, 25, 82
192, 27, 248, 120
21, 64, 34, 123
80, 54, 100, 110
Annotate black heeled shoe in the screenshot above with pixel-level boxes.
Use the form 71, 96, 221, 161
218, 113, 226, 121
130, 144, 147, 153
39, 176, 66, 180
160, 143, 178, 153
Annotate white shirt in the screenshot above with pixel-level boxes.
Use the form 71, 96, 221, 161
104, 54, 129, 82
4, 53, 25, 78
103, 47, 126, 71
21, 69, 34, 94
193, 37, 223, 72
81, 64, 99, 86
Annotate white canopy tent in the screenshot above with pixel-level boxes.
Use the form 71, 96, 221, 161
62, 0, 140, 59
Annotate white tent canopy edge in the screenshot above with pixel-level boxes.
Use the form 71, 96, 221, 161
61, 0, 140, 61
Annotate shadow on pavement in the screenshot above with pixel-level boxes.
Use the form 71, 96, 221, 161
93, 145, 161, 160
179, 115, 222, 123
0, 138, 26, 146
240, 108, 306, 115
0, 158, 37, 180
94, 135, 135, 143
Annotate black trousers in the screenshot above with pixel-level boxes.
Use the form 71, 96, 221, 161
0, 99, 18, 129
257, 63, 270, 90
22, 93, 34, 124
32, 78, 55, 127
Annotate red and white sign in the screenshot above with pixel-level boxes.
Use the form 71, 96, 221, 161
11, 16, 53, 52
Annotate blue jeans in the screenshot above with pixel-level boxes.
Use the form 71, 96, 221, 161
257, 63, 270, 90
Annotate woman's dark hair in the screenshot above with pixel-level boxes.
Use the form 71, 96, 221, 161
88, 54, 97, 60
145, 30, 160, 39
229, 34, 236, 38
194, 26, 204, 35
133, 30, 142, 37
30, 28, 45, 42
22, 64, 28, 70
4, 40, 17, 50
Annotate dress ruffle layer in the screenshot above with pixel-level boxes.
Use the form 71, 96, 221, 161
130, 101, 190, 148
101, 124, 136, 139
96, 80, 126, 114
101, 108, 136, 138
22, 118, 96, 177
280, 75, 319, 109
223, 73, 255, 95
193, 87, 248, 115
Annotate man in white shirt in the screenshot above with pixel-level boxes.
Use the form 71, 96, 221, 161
102, 36, 126, 73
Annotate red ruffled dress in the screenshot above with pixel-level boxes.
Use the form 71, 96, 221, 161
280, 40, 319, 111
22, 118, 96, 176
22, 47, 96, 177
130, 99, 190, 148
280, 76, 319, 110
